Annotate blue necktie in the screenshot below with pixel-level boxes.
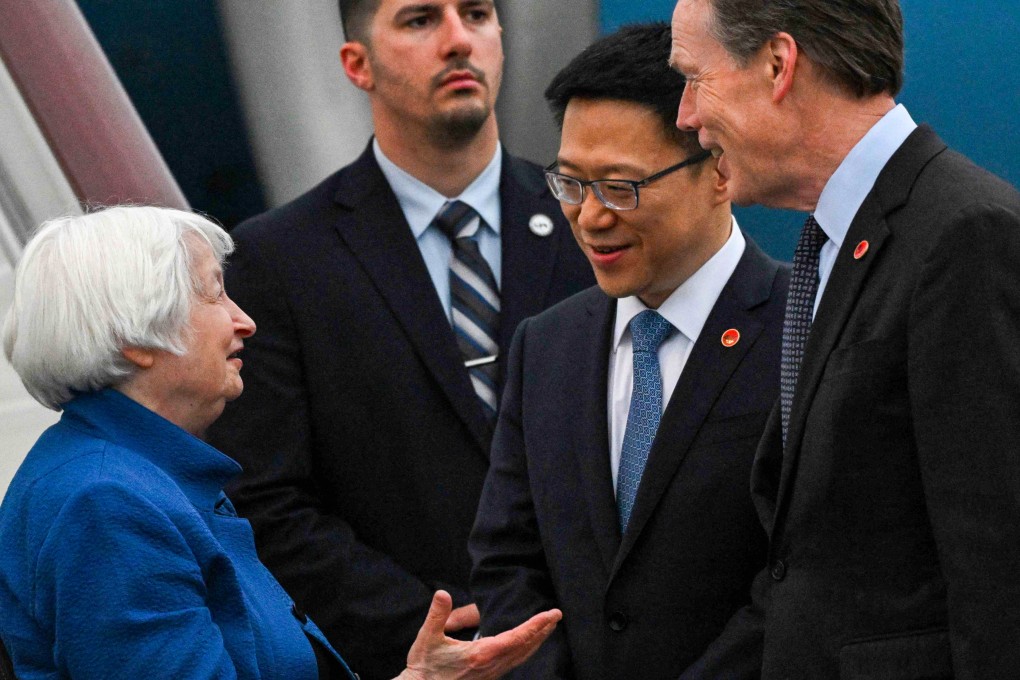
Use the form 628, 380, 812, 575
617, 310, 674, 531
432, 200, 501, 423
780, 214, 828, 445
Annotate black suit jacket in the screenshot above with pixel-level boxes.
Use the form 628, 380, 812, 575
469, 236, 788, 680
206, 144, 593, 680
748, 126, 1020, 679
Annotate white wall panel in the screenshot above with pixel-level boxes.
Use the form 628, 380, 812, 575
216, 0, 374, 207
497, 0, 599, 164
0, 57, 76, 499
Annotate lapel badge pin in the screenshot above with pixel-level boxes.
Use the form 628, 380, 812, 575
853, 240, 870, 260
529, 213, 554, 237
721, 328, 740, 347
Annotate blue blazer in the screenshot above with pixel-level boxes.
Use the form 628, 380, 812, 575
0, 389, 355, 680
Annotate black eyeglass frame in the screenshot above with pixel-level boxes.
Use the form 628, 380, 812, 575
544, 149, 713, 211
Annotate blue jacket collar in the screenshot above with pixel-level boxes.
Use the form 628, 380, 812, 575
61, 389, 242, 510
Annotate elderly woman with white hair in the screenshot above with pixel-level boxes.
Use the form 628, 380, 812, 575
0, 206, 559, 680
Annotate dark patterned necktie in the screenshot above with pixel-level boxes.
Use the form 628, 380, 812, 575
432, 200, 501, 423
780, 214, 828, 445
617, 310, 674, 531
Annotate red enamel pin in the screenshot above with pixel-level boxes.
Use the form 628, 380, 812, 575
721, 328, 740, 347
854, 240, 870, 260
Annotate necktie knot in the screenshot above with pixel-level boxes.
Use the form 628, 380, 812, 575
798, 214, 828, 257
434, 200, 481, 241
630, 310, 673, 354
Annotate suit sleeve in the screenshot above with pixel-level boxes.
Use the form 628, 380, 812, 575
37, 482, 238, 679
469, 320, 573, 680
908, 202, 1020, 676
208, 234, 441, 680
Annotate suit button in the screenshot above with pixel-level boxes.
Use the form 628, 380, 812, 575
771, 560, 787, 581
608, 611, 628, 632
291, 602, 308, 624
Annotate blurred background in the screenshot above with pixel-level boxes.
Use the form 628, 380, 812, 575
1, 0, 1018, 495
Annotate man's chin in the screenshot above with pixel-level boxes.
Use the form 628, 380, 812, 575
428, 105, 491, 146
725, 176, 758, 208
730, 193, 757, 208
729, 180, 792, 210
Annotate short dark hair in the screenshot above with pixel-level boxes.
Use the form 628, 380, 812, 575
340, 0, 503, 44
339, 0, 380, 43
545, 23, 701, 154
707, 0, 903, 97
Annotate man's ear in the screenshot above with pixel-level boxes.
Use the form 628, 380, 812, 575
765, 31, 798, 103
121, 346, 156, 370
340, 42, 373, 91
712, 161, 729, 204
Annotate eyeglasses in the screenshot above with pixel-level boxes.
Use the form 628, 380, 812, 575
544, 150, 712, 211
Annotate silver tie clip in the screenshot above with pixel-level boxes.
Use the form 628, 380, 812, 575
464, 354, 498, 368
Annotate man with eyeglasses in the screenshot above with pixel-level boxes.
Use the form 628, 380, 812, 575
469, 24, 789, 679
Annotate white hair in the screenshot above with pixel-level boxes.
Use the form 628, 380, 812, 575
2, 205, 234, 410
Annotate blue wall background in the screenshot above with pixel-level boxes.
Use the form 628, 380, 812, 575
600, 0, 1020, 260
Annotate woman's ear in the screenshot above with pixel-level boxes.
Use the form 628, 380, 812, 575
121, 346, 156, 369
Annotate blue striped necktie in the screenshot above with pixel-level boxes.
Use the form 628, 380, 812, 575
617, 309, 674, 531
433, 200, 501, 424
780, 214, 828, 445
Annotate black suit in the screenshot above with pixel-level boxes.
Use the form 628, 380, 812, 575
747, 126, 1020, 679
469, 236, 788, 680
206, 144, 594, 679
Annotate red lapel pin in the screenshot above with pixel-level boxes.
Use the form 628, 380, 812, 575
854, 240, 870, 260
721, 328, 740, 347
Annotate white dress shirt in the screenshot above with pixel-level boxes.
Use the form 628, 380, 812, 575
812, 104, 917, 317
608, 218, 746, 491
373, 139, 503, 321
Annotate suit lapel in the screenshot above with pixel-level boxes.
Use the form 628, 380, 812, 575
570, 292, 622, 575
773, 126, 948, 518
772, 204, 890, 510
331, 145, 491, 453
610, 239, 777, 579
498, 154, 566, 372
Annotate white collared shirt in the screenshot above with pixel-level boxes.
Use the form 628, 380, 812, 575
607, 218, 746, 491
373, 139, 503, 321
812, 104, 917, 317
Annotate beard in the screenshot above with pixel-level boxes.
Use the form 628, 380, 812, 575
425, 59, 495, 148
369, 55, 501, 149
425, 100, 492, 148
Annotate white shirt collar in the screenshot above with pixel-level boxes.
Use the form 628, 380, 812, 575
372, 138, 503, 238
813, 104, 917, 248
613, 216, 746, 348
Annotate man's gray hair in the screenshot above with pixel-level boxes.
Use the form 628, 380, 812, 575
2, 206, 234, 410
706, 0, 904, 97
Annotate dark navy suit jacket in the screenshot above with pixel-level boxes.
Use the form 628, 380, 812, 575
747, 126, 1020, 679
470, 236, 788, 680
207, 143, 593, 679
